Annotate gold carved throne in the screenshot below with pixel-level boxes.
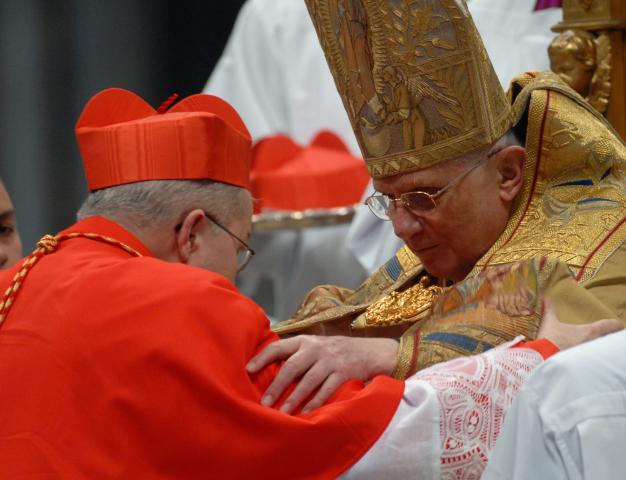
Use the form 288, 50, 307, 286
551, 0, 626, 139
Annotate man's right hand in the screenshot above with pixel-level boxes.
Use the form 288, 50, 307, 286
247, 335, 399, 415
538, 299, 623, 350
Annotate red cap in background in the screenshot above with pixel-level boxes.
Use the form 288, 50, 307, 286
251, 131, 370, 213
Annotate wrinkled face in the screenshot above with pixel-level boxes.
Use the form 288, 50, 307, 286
188, 196, 253, 283
373, 155, 510, 281
0, 182, 23, 269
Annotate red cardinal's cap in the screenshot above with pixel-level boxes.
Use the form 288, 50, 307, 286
251, 131, 370, 212
75, 88, 252, 191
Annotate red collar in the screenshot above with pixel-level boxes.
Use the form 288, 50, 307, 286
60, 216, 154, 257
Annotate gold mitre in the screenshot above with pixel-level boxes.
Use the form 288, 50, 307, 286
305, 0, 512, 177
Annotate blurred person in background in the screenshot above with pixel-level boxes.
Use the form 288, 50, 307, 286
0, 179, 22, 268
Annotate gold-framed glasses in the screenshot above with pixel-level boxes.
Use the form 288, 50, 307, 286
365, 150, 498, 221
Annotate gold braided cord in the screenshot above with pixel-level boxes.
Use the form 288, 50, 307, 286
392, 326, 418, 379
0, 232, 142, 328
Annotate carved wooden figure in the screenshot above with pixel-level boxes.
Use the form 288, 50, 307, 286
552, 0, 626, 139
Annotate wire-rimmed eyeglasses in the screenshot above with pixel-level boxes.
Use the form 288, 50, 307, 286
365, 148, 501, 221
203, 212, 255, 272
176, 212, 255, 272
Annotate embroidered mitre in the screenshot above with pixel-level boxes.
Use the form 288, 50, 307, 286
304, 0, 511, 177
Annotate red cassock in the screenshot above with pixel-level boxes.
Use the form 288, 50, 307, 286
0, 216, 403, 479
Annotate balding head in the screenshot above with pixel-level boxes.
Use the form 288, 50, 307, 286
77, 179, 253, 282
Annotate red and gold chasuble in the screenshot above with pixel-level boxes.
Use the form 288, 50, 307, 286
0, 216, 403, 479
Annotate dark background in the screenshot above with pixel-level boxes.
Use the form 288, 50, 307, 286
0, 0, 246, 250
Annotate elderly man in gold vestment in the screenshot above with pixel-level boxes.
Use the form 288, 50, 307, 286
247, 0, 626, 414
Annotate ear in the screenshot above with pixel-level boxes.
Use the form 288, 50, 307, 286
175, 209, 206, 264
496, 146, 526, 203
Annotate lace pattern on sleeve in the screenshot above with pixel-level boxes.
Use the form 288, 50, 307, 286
416, 345, 544, 479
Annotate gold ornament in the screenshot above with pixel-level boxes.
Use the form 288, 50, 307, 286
364, 276, 443, 326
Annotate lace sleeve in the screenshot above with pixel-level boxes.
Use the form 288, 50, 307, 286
415, 342, 544, 479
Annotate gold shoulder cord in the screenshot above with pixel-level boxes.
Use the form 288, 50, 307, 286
0, 233, 142, 328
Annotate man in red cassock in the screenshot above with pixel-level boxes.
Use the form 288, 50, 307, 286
0, 89, 619, 479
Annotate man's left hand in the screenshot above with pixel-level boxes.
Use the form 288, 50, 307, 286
246, 336, 399, 414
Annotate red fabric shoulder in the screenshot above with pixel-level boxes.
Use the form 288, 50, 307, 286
0, 226, 403, 479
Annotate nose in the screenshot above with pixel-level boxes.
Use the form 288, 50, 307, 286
390, 206, 424, 242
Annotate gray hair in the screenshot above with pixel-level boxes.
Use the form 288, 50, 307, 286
460, 129, 523, 165
77, 180, 250, 231
494, 129, 523, 150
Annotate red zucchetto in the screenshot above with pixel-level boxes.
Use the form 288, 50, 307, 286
75, 88, 252, 191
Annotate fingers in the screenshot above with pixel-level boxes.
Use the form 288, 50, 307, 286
260, 349, 316, 408
305, 286, 331, 303
538, 297, 624, 350
279, 362, 333, 414
542, 298, 556, 317
249, 336, 398, 414
276, 338, 398, 414
537, 298, 559, 339
246, 337, 300, 374
302, 373, 347, 414
585, 318, 624, 342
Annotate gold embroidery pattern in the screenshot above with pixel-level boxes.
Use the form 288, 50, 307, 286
272, 246, 425, 335
412, 258, 547, 371
391, 324, 418, 379
473, 74, 626, 283
304, 0, 511, 177
274, 73, 626, 376
415, 307, 540, 371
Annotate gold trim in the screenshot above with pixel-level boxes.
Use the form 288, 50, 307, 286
553, 19, 626, 31
474, 74, 626, 282
392, 328, 417, 379
0, 232, 142, 328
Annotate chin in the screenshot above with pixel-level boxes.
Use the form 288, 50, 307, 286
410, 244, 475, 281
419, 257, 469, 282
417, 257, 448, 279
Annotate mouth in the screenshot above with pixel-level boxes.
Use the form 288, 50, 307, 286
410, 244, 439, 255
